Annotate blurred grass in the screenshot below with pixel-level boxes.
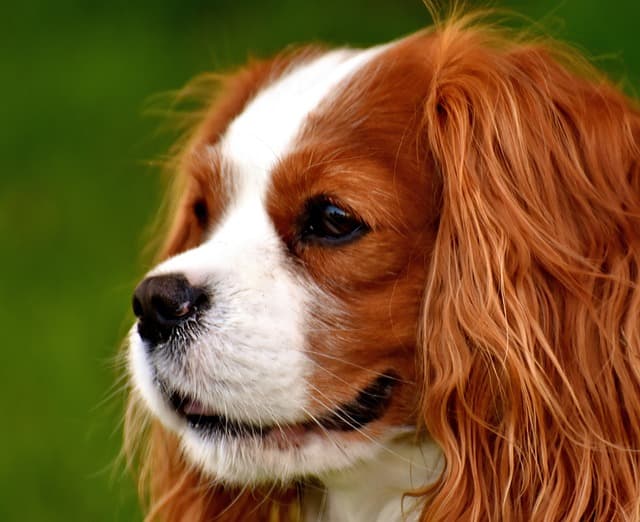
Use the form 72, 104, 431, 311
1, 1, 638, 520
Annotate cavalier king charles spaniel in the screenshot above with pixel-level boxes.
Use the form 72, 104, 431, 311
125, 12, 640, 522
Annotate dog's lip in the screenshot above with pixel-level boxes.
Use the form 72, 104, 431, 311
169, 391, 268, 437
165, 372, 398, 441
178, 397, 210, 417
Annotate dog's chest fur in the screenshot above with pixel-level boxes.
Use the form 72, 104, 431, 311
302, 437, 442, 522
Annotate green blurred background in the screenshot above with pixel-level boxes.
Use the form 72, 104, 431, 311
1, 1, 638, 520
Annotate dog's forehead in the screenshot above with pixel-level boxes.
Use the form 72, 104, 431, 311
215, 45, 386, 195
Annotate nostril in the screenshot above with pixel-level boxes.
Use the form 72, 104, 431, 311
173, 301, 193, 318
192, 287, 209, 312
152, 294, 193, 322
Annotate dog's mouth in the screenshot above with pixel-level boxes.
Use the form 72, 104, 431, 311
166, 373, 397, 442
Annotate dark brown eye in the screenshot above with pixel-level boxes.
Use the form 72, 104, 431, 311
192, 199, 208, 227
300, 196, 369, 246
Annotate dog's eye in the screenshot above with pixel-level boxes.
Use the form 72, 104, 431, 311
300, 197, 369, 246
192, 199, 208, 227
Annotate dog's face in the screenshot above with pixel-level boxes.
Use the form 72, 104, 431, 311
128, 37, 440, 484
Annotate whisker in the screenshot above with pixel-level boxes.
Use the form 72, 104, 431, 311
303, 348, 415, 386
299, 404, 350, 458
91, 373, 131, 412
304, 381, 429, 470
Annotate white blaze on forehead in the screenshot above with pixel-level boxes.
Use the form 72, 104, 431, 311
219, 46, 386, 195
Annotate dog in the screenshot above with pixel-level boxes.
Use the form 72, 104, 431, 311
126, 12, 640, 522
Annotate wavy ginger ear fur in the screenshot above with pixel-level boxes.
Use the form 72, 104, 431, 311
419, 18, 640, 522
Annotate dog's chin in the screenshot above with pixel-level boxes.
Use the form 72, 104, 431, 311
179, 420, 406, 486
128, 331, 406, 484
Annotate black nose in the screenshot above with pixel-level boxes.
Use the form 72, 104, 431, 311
132, 274, 209, 346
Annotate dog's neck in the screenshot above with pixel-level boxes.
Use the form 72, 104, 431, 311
302, 435, 442, 522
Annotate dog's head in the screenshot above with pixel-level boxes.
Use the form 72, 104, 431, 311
126, 15, 640, 521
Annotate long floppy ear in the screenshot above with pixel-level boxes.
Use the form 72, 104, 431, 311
418, 25, 640, 521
